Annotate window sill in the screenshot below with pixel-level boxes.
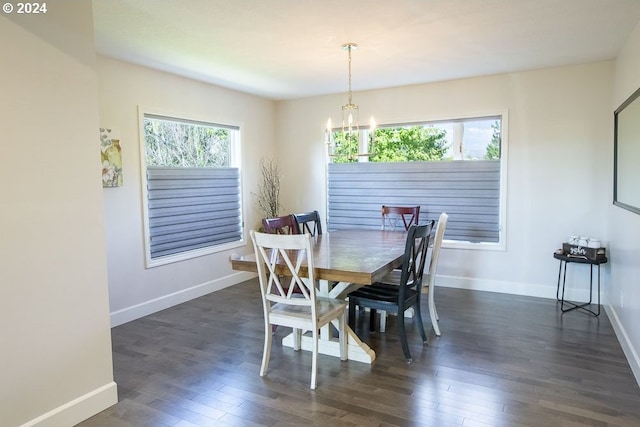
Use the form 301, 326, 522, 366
145, 239, 247, 269
442, 240, 505, 252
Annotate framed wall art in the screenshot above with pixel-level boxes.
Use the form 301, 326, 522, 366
100, 128, 123, 188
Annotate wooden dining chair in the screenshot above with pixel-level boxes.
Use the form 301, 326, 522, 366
348, 221, 434, 363
262, 214, 299, 235
423, 212, 448, 336
293, 210, 323, 236
381, 205, 420, 231
250, 230, 348, 389
379, 213, 449, 336
374, 205, 421, 330
261, 214, 302, 333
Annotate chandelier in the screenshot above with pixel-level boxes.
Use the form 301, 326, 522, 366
326, 43, 376, 159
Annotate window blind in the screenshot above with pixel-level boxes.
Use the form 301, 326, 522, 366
327, 160, 500, 243
147, 167, 242, 258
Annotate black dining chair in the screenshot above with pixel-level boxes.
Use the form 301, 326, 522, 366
348, 221, 434, 363
379, 204, 422, 298
294, 210, 341, 290
293, 210, 323, 236
379, 213, 448, 336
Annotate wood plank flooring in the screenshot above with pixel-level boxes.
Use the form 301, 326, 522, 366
77, 279, 640, 427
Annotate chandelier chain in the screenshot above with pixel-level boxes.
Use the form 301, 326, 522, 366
347, 45, 353, 105
342, 43, 357, 108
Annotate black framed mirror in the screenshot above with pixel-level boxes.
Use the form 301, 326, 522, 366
614, 87, 640, 215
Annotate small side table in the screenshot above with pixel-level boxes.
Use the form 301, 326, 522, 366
554, 252, 607, 316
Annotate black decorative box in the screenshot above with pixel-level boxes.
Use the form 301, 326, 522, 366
562, 243, 606, 261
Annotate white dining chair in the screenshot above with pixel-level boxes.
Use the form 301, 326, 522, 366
250, 230, 348, 389
423, 212, 448, 336
377, 212, 448, 336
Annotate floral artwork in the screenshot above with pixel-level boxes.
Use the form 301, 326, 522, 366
100, 128, 122, 187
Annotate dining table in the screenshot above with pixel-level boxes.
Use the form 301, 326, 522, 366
229, 229, 408, 364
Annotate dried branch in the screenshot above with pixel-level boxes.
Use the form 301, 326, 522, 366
255, 157, 282, 219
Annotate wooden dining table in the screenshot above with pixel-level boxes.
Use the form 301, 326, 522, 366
229, 229, 408, 364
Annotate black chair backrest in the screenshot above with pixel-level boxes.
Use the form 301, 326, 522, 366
398, 221, 435, 295
293, 211, 323, 236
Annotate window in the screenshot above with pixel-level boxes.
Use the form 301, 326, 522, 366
327, 114, 506, 248
140, 112, 242, 266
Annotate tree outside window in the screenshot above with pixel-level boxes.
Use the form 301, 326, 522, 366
330, 118, 500, 163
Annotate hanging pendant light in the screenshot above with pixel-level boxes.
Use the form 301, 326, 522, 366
326, 43, 376, 160
341, 43, 360, 158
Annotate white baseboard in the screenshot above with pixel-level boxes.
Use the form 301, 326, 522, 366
436, 274, 563, 300
18, 382, 117, 427
604, 305, 640, 387
110, 271, 256, 327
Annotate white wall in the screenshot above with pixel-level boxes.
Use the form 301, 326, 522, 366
96, 57, 276, 325
608, 21, 640, 382
277, 61, 613, 302
0, 2, 116, 426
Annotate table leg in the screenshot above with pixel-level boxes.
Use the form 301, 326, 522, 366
281, 279, 377, 364
281, 323, 376, 364
596, 264, 601, 316
560, 260, 568, 304
559, 261, 601, 317
556, 259, 564, 301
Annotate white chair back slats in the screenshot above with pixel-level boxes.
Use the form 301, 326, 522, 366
250, 230, 347, 389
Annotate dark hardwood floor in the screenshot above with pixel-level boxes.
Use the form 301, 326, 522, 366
77, 279, 640, 427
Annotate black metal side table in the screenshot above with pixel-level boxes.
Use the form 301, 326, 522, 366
554, 252, 607, 316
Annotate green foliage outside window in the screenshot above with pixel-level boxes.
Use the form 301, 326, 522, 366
370, 126, 448, 162
331, 126, 448, 163
485, 121, 501, 160
144, 117, 230, 167
331, 131, 360, 163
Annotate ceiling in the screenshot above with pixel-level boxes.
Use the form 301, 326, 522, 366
92, 0, 640, 101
